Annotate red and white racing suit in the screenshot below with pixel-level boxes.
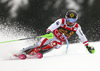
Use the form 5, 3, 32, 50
38, 18, 88, 49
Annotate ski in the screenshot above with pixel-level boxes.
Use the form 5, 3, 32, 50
9, 53, 43, 60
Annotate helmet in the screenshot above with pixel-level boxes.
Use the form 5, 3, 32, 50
65, 10, 78, 23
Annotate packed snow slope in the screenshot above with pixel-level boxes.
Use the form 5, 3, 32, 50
0, 40, 100, 71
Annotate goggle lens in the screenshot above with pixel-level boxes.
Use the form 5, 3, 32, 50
67, 18, 76, 23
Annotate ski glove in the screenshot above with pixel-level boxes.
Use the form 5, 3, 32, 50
86, 45, 95, 54
46, 31, 52, 34
45, 31, 54, 39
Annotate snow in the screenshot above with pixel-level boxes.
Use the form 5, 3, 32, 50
0, 40, 100, 71
0, 24, 100, 71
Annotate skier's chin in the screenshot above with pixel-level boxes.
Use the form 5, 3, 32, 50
67, 22, 74, 26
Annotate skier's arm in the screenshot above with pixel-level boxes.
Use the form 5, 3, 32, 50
46, 19, 62, 32
76, 25, 88, 46
76, 25, 95, 53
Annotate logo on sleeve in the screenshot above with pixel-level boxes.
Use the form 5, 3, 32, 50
56, 21, 59, 25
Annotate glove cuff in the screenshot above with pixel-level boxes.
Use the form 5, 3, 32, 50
83, 41, 88, 46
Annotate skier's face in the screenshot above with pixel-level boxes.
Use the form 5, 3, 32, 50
67, 21, 75, 26
66, 18, 76, 26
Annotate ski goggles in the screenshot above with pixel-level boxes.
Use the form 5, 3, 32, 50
67, 18, 76, 23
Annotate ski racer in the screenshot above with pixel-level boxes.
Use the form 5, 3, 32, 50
15, 10, 95, 59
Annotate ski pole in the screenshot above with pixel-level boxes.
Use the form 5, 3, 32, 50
62, 33, 69, 53
0, 32, 54, 44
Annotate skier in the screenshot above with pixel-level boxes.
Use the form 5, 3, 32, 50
15, 10, 95, 59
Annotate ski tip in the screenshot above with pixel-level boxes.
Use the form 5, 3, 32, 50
13, 54, 18, 57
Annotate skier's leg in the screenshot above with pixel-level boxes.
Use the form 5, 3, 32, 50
39, 40, 63, 54
27, 37, 53, 55
37, 36, 63, 54
21, 45, 40, 53
14, 45, 40, 57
